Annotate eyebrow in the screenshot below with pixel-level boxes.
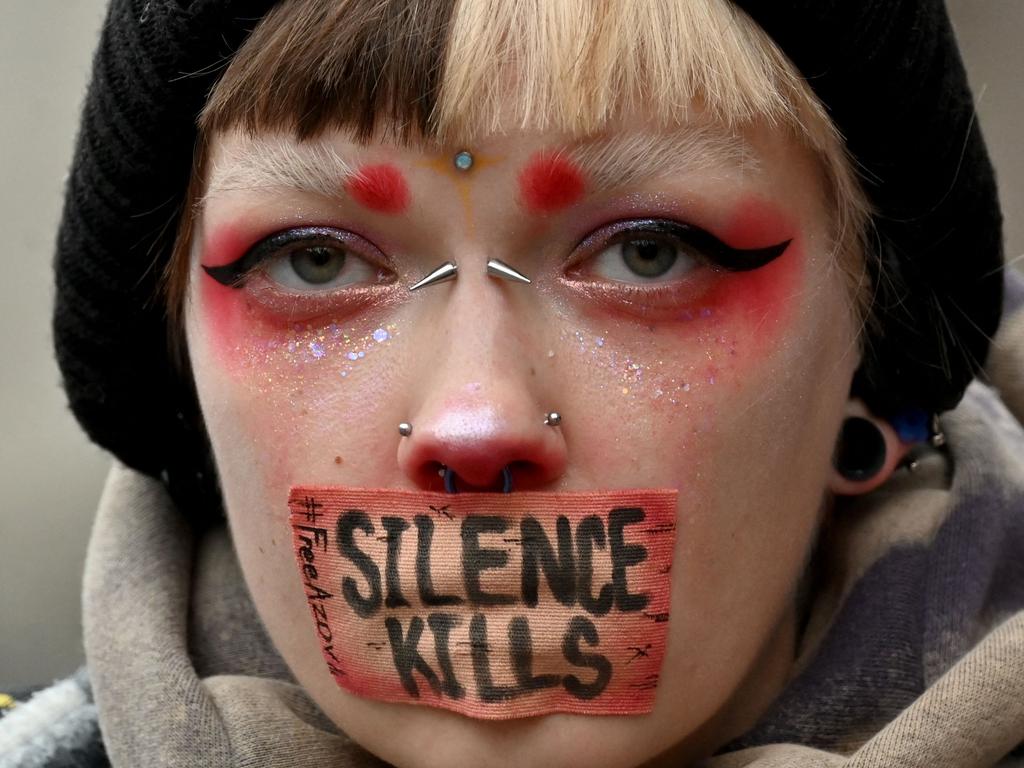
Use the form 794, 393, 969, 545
564, 128, 758, 195
202, 136, 356, 203
202, 128, 757, 204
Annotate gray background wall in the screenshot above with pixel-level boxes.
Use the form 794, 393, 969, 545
1, 1, 1022, 690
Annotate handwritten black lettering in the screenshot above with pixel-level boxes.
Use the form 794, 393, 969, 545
338, 510, 382, 617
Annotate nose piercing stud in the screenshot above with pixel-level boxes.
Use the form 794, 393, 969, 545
544, 412, 562, 426
409, 261, 458, 291
398, 422, 413, 437
486, 258, 532, 284
453, 150, 474, 171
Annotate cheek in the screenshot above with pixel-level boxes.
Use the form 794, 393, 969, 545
561, 236, 806, 419
193, 275, 403, 486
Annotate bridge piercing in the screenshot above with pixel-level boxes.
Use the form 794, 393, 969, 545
409, 261, 457, 291
486, 258, 532, 285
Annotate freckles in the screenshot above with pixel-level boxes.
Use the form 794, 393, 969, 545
345, 163, 410, 215
519, 153, 586, 214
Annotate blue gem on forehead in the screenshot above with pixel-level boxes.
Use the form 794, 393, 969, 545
453, 150, 474, 171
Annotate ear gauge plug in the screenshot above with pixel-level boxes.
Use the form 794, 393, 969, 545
834, 416, 888, 481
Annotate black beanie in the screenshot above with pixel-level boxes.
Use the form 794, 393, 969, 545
53, 0, 1004, 517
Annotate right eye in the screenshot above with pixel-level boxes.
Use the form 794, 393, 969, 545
203, 226, 389, 292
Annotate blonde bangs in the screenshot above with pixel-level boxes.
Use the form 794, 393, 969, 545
438, 0, 828, 143
202, 0, 832, 148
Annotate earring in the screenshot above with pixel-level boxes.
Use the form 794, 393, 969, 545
834, 416, 887, 481
486, 258, 532, 284
543, 412, 561, 426
398, 422, 412, 437
410, 261, 457, 291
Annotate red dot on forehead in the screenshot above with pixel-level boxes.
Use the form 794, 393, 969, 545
519, 153, 586, 214
345, 163, 410, 214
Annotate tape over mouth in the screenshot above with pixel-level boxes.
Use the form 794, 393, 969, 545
288, 485, 678, 719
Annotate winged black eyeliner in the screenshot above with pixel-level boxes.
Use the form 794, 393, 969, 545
621, 219, 791, 272
202, 226, 350, 288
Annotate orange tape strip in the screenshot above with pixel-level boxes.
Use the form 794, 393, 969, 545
288, 487, 677, 719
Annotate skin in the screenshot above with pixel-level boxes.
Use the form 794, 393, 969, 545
185, 112, 871, 767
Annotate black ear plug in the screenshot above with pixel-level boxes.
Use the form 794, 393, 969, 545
834, 417, 887, 482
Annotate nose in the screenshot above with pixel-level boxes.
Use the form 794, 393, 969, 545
396, 271, 567, 492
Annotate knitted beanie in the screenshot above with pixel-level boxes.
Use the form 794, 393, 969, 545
53, 0, 1004, 517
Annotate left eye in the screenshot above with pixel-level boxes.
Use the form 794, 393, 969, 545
591, 235, 698, 283
587, 221, 701, 284
203, 226, 386, 291
266, 241, 377, 290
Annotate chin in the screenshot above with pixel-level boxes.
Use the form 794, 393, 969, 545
330, 699, 695, 768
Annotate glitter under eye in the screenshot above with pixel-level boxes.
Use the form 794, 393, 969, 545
232, 321, 399, 385
561, 324, 736, 406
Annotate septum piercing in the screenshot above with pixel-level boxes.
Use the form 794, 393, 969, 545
544, 412, 562, 426
398, 422, 413, 437
444, 465, 513, 494
487, 258, 532, 284
409, 261, 458, 291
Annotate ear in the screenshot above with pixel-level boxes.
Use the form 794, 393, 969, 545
828, 400, 912, 496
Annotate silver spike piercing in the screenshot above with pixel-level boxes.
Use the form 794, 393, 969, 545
453, 150, 474, 171
409, 261, 457, 291
398, 422, 413, 437
544, 412, 562, 427
487, 258, 532, 285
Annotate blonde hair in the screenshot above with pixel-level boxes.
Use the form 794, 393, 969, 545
167, 0, 871, 335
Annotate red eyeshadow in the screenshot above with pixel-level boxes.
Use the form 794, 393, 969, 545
719, 197, 793, 250
200, 268, 243, 346
346, 164, 410, 215
519, 153, 586, 214
202, 224, 250, 268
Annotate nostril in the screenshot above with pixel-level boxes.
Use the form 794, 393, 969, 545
398, 404, 568, 492
440, 464, 515, 493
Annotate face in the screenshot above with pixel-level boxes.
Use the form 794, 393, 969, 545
185, 112, 859, 767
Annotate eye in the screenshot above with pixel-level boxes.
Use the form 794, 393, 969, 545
591, 232, 699, 284
203, 226, 389, 291
577, 218, 791, 285
266, 241, 378, 291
